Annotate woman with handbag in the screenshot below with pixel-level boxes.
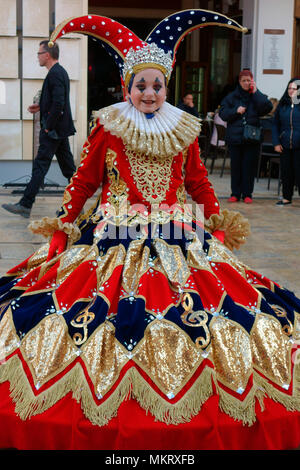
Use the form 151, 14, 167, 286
219, 70, 272, 203
272, 78, 300, 205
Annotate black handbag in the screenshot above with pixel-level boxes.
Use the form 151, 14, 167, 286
242, 116, 261, 143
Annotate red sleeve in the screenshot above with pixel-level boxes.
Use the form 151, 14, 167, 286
184, 138, 220, 219
58, 122, 107, 223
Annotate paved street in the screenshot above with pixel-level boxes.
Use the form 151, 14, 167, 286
0, 170, 299, 297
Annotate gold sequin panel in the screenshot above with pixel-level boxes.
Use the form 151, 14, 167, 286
20, 315, 78, 387
251, 313, 292, 386
210, 316, 252, 392
0, 308, 20, 361
133, 319, 203, 396
81, 322, 129, 398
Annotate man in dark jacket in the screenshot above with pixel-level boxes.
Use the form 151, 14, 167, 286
219, 70, 272, 203
2, 40, 76, 218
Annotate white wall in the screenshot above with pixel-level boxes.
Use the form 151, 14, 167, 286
242, 0, 294, 100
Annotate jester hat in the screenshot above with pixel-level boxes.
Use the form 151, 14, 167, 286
49, 9, 247, 91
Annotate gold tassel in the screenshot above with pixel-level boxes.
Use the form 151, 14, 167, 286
253, 365, 300, 413
215, 379, 259, 426
131, 366, 213, 425
79, 368, 133, 426
2, 353, 300, 427
0, 355, 84, 420
205, 209, 251, 251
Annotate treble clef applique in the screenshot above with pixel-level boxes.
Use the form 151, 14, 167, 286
270, 304, 293, 336
180, 293, 210, 349
71, 309, 95, 346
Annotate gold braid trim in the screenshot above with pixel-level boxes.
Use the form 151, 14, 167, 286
28, 217, 81, 246
205, 209, 251, 251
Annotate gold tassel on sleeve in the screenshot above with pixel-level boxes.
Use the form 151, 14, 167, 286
205, 209, 251, 251
28, 217, 81, 247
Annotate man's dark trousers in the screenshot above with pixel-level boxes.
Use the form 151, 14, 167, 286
20, 130, 76, 209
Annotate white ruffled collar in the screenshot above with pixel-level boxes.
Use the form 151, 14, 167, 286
95, 101, 201, 158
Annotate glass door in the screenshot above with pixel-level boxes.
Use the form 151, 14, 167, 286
179, 62, 208, 116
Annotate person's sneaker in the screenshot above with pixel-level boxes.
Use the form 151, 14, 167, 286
2, 202, 31, 218
228, 196, 239, 203
276, 200, 291, 206
244, 197, 253, 204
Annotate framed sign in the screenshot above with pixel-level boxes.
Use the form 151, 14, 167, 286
263, 29, 285, 74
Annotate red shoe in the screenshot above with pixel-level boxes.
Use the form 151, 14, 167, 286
244, 197, 253, 204
228, 196, 239, 203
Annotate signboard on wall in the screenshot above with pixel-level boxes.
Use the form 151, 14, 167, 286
241, 30, 252, 70
263, 29, 285, 74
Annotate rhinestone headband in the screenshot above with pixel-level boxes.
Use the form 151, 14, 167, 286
122, 43, 173, 86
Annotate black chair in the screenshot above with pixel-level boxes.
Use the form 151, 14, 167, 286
257, 128, 277, 178
199, 120, 212, 163
205, 124, 229, 176
256, 128, 281, 194
267, 157, 281, 195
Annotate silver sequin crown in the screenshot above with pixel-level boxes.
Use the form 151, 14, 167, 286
122, 43, 173, 82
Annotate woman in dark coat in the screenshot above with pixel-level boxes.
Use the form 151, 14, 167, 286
219, 70, 272, 203
272, 78, 300, 205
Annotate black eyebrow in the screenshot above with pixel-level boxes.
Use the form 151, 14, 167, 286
136, 78, 145, 84
154, 77, 163, 85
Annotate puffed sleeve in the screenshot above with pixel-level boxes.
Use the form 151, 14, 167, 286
184, 138, 220, 219
29, 121, 107, 242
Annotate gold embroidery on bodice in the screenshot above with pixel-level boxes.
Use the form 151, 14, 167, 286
125, 147, 173, 204
105, 148, 129, 211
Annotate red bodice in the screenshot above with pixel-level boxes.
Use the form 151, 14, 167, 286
58, 122, 220, 225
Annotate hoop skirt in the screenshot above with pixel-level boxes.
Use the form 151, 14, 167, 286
1, 105, 300, 450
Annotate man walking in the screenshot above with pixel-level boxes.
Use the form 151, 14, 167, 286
2, 40, 76, 218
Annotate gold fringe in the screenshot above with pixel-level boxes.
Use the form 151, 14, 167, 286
1, 353, 300, 427
216, 379, 266, 426
0, 354, 133, 426
205, 209, 251, 251
253, 356, 300, 413
0, 355, 84, 420
79, 369, 133, 426
130, 366, 213, 425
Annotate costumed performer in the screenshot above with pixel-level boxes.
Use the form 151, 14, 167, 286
0, 10, 300, 451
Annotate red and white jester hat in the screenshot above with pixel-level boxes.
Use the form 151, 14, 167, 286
49, 9, 247, 90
